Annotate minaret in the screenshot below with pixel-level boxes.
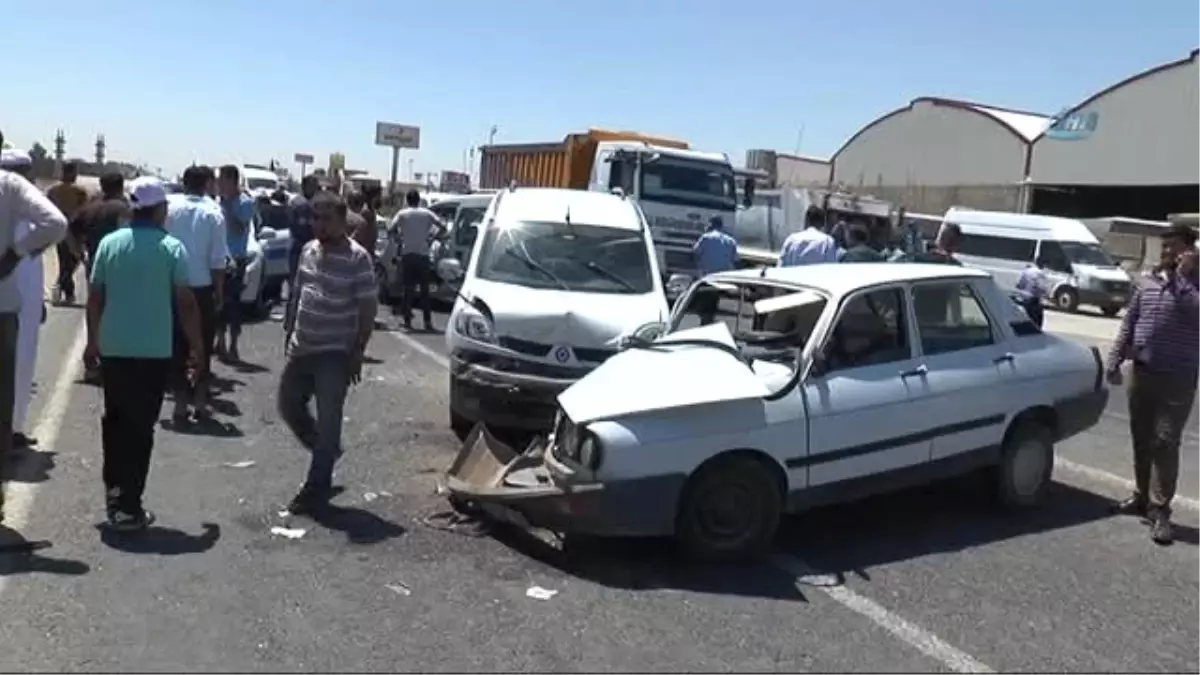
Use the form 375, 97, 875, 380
95, 134, 106, 166
53, 129, 66, 175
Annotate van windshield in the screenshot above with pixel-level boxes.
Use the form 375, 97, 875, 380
1061, 241, 1117, 267
475, 221, 654, 295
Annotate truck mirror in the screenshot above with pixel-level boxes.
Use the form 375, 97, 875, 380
743, 177, 755, 208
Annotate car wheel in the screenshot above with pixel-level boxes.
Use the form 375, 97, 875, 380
993, 421, 1054, 508
1052, 287, 1079, 312
675, 454, 782, 561
1101, 305, 1121, 317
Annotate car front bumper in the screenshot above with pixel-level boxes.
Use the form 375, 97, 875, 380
444, 425, 683, 537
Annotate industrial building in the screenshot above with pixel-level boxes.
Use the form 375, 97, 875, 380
744, 150, 830, 188
827, 96, 1048, 214
1028, 49, 1198, 221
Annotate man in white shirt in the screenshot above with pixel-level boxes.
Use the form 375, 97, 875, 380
164, 165, 227, 422
777, 207, 840, 267
0, 157, 68, 524
391, 190, 444, 331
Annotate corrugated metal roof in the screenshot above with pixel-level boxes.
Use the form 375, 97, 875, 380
964, 104, 1050, 142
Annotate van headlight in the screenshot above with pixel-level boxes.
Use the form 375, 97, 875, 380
578, 433, 603, 470
453, 306, 495, 343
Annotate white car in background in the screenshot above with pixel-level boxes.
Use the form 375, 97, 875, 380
446, 263, 1109, 559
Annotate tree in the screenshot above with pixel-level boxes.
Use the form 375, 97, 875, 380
29, 143, 47, 161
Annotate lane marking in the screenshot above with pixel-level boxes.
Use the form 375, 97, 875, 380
387, 329, 450, 369
0, 322, 86, 593
770, 555, 995, 673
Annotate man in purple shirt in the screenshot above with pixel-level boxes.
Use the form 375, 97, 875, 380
1106, 223, 1198, 544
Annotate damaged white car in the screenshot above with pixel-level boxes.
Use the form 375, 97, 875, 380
445, 263, 1110, 559
440, 185, 669, 439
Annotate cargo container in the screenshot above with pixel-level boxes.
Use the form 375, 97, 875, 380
479, 129, 689, 190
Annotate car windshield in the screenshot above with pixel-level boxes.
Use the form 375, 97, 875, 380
474, 220, 654, 295
1061, 241, 1117, 267
670, 280, 829, 371
246, 177, 279, 191
640, 159, 737, 211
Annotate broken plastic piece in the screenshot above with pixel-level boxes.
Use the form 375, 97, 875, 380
386, 583, 411, 596
364, 492, 379, 502
526, 586, 558, 600
269, 526, 306, 539
223, 460, 256, 469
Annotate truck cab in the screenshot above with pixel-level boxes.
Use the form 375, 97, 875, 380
587, 141, 738, 295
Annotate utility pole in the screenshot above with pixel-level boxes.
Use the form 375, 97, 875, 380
388, 147, 400, 197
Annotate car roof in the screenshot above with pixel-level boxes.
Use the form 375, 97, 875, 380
708, 262, 992, 297
495, 187, 642, 231
438, 193, 494, 207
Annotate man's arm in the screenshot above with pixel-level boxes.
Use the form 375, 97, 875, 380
10, 174, 67, 256
351, 251, 379, 353
1106, 286, 1142, 371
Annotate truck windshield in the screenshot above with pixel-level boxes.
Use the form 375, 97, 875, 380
1061, 241, 1117, 267
640, 159, 737, 211
246, 177, 279, 191
475, 221, 654, 295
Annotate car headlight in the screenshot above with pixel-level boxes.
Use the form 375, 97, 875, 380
666, 273, 693, 296
632, 321, 665, 342
578, 433, 602, 471
453, 307, 495, 343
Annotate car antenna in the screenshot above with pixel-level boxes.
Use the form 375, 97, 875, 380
564, 207, 577, 236
759, 266, 768, 277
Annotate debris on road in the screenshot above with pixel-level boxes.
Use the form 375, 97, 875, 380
420, 510, 489, 537
222, 460, 256, 469
386, 582, 411, 596
269, 526, 307, 539
526, 586, 558, 600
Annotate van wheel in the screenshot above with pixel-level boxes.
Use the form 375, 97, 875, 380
1053, 287, 1079, 312
1101, 305, 1121, 318
992, 421, 1054, 508
675, 455, 782, 561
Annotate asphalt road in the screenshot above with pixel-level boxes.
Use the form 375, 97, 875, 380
1, 300, 1197, 673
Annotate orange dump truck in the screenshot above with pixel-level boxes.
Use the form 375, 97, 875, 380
478, 128, 689, 190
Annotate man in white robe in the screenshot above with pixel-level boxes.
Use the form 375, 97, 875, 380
0, 149, 47, 447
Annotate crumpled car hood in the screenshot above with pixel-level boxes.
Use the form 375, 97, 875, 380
557, 322, 770, 424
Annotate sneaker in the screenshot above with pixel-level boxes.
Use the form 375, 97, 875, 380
50, 287, 64, 306
172, 400, 190, 424
1151, 512, 1174, 545
1110, 494, 1146, 517
227, 345, 241, 364
107, 508, 156, 532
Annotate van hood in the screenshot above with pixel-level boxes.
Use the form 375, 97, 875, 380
557, 323, 769, 424
467, 278, 667, 351
1074, 264, 1130, 282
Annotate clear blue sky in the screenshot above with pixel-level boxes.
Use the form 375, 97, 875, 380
3, 0, 1196, 179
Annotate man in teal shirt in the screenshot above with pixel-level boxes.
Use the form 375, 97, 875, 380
86, 177, 204, 531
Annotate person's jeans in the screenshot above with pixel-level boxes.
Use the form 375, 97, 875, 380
55, 242, 78, 299
1127, 364, 1197, 517
219, 259, 247, 341
277, 351, 351, 492
0, 313, 18, 506
100, 357, 170, 513
171, 286, 216, 403
399, 253, 432, 326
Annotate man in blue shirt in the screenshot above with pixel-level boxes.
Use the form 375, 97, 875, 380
1014, 258, 1047, 328
216, 165, 256, 362
86, 177, 203, 531
690, 218, 739, 325
778, 208, 840, 267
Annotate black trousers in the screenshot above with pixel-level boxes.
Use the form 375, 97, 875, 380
101, 357, 170, 512
56, 242, 79, 298
218, 259, 248, 340
171, 286, 216, 399
399, 253, 432, 325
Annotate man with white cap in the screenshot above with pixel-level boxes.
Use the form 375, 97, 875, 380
0, 149, 50, 449
0, 148, 68, 525
86, 176, 203, 531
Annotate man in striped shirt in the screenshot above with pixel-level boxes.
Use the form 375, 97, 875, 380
280, 191, 377, 514
1106, 223, 1198, 544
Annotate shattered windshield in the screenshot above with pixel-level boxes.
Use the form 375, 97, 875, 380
670, 280, 829, 368
474, 220, 654, 295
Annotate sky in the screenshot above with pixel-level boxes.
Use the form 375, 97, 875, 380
2, 0, 1197, 181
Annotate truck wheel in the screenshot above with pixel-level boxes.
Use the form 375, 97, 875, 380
992, 421, 1054, 509
675, 454, 782, 561
1053, 287, 1079, 312
1101, 305, 1121, 318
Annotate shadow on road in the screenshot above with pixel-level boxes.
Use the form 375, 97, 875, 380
7, 447, 56, 483
97, 522, 221, 555
307, 504, 407, 545
161, 417, 245, 438
228, 361, 270, 375
0, 526, 90, 577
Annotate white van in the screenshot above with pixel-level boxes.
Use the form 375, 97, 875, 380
942, 207, 1133, 316
436, 186, 669, 438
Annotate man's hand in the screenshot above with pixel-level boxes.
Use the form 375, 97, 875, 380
1106, 367, 1123, 387
347, 350, 364, 386
1178, 249, 1198, 279
0, 248, 20, 281
84, 340, 100, 368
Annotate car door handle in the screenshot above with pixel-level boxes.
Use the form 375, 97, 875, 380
993, 352, 1015, 364
900, 365, 928, 378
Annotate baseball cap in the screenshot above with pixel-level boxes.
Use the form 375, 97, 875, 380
128, 176, 169, 209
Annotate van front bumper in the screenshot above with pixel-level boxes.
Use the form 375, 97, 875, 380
449, 354, 576, 432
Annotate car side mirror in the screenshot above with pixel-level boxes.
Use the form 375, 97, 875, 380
436, 257, 464, 282
257, 227, 277, 241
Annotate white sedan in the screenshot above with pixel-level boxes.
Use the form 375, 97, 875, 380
445, 263, 1109, 559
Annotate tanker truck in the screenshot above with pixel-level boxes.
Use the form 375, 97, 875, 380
478, 128, 746, 297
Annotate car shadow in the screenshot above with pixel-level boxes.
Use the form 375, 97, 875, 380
6, 447, 56, 483
304, 503, 407, 545
208, 376, 247, 395
97, 522, 221, 555
207, 398, 243, 418
0, 526, 90, 577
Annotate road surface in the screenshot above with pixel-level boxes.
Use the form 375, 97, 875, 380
0, 299, 1195, 672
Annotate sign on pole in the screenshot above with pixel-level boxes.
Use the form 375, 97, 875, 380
293, 153, 314, 164
375, 122, 421, 149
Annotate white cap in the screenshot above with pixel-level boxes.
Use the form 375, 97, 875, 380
0, 149, 32, 168
128, 176, 169, 209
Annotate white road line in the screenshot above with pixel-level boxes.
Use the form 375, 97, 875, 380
0, 323, 86, 594
1054, 457, 1200, 513
387, 329, 450, 369
770, 555, 994, 673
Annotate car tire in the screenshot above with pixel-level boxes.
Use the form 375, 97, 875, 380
992, 421, 1054, 509
675, 454, 782, 561
1052, 287, 1079, 313
1101, 305, 1121, 318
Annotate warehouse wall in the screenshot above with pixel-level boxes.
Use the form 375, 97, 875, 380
860, 184, 1024, 215
775, 153, 831, 187
1030, 50, 1199, 186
